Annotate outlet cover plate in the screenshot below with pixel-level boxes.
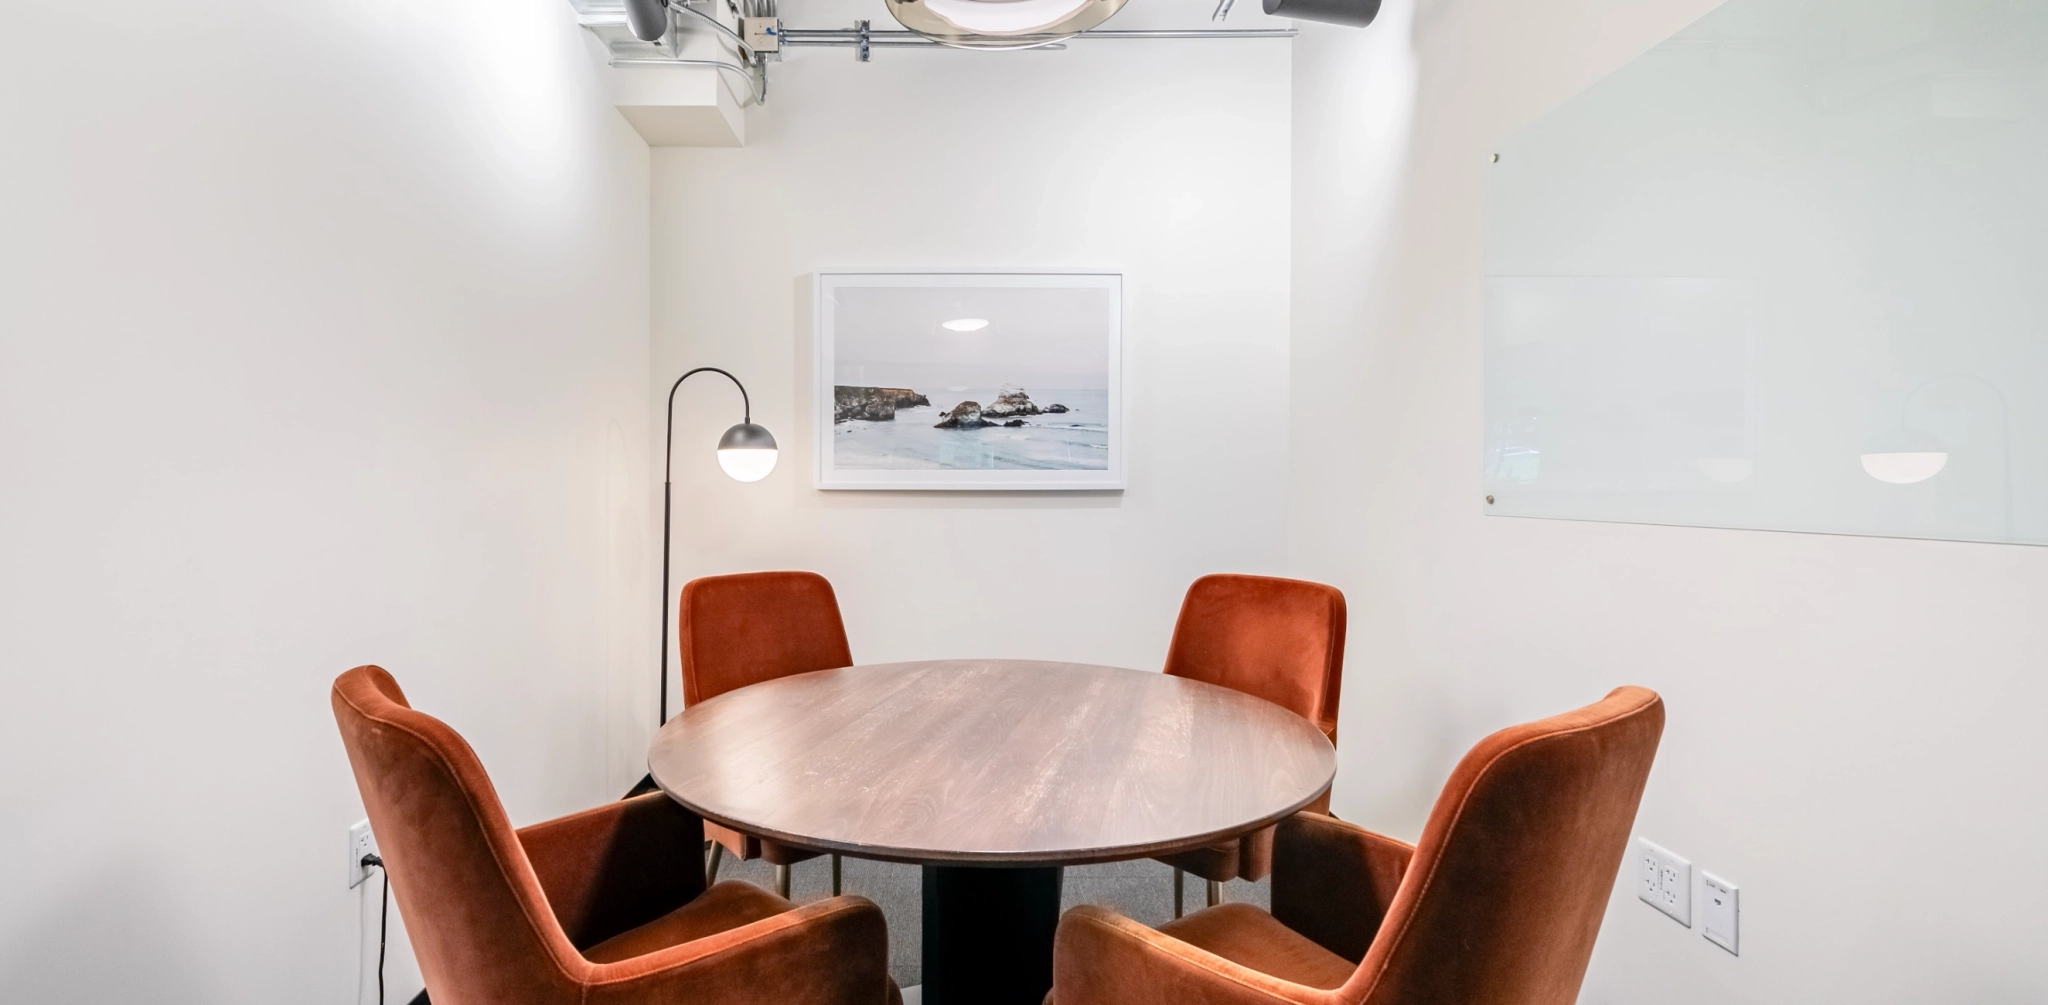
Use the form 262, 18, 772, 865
1702, 871, 1739, 954
348, 820, 378, 889
1636, 837, 1692, 927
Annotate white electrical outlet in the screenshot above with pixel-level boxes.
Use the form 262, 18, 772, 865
348, 820, 379, 889
1636, 837, 1691, 927
1701, 871, 1739, 955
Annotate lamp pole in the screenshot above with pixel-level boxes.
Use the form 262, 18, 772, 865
661, 367, 757, 728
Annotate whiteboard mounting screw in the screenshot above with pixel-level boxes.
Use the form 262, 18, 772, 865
1486, 495, 1495, 504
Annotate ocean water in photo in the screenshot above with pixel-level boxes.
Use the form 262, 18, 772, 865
833, 387, 1109, 470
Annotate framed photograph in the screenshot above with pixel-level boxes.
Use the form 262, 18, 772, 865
814, 270, 1124, 491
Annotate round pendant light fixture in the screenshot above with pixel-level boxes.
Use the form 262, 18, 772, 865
884, 0, 1131, 48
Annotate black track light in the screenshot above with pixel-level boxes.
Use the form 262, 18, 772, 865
624, 0, 672, 41
1262, 0, 1379, 27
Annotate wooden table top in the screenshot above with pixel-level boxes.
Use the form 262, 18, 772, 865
647, 659, 1336, 866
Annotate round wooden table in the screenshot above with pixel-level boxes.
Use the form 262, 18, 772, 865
647, 659, 1336, 1005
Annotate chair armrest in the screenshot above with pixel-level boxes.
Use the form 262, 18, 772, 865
582, 895, 895, 1005
518, 793, 707, 950
1271, 813, 1413, 964
1049, 906, 1336, 1005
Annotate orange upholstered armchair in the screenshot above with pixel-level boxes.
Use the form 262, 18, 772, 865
1157, 574, 1347, 913
678, 571, 856, 896
1052, 687, 1664, 1005
332, 666, 898, 1005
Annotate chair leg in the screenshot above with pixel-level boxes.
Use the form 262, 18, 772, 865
775, 863, 791, 899
831, 854, 842, 897
1207, 879, 1222, 908
705, 841, 724, 885
1173, 867, 1185, 919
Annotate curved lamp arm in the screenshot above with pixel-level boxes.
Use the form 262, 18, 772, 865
665, 367, 750, 482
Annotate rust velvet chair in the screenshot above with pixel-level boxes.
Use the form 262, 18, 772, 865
332, 665, 899, 1005
1051, 686, 1664, 1005
678, 571, 856, 897
1156, 574, 1348, 914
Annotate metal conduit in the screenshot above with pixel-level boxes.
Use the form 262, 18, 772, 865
600, 21, 1295, 101
672, 2, 748, 47
579, 13, 1297, 42
776, 27, 1298, 43
781, 39, 1071, 49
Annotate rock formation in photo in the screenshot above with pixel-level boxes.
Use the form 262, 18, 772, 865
981, 385, 1043, 419
835, 386, 931, 423
1045, 403, 1070, 413
934, 401, 991, 429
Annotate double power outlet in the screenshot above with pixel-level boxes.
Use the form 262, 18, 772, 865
1636, 837, 1739, 955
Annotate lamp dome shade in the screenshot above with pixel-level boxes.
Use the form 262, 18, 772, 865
884, 0, 1131, 48
716, 422, 779, 482
1860, 426, 1947, 485
624, 0, 671, 41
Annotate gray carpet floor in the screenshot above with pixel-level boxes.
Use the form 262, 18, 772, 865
710, 852, 1271, 988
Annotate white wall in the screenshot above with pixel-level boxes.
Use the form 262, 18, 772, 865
651, 0, 1294, 673
1293, 0, 2048, 1001
0, 1, 654, 1002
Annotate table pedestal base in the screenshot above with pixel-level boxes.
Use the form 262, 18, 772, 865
921, 865, 1062, 1005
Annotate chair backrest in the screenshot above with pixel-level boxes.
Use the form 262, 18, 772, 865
678, 571, 854, 706
331, 666, 583, 1005
1164, 574, 1347, 744
1345, 687, 1665, 1005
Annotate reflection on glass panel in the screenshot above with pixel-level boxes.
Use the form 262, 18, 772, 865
1485, 0, 2045, 545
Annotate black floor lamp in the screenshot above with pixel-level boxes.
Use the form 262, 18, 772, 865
629, 367, 776, 797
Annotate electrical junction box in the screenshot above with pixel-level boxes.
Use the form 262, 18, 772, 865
743, 17, 781, 56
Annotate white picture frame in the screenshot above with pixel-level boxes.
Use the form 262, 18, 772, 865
813, 269, 1125, 491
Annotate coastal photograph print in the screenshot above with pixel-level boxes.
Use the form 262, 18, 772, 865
815, 271, 1124, 490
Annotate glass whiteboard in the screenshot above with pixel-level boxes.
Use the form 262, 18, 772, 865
1485, 0, 2047, 545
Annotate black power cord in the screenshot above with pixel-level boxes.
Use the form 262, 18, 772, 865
361, 853, 389, 1005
